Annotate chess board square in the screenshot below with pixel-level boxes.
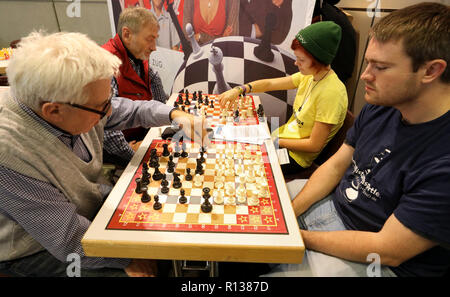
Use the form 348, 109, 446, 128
182, 181, 192, 188
198, 213, 212, 224
162, 203, 176, 213
187, 204, 201, 213
190, 188, 202, 197
223, 214, 237, 225
212, 205, 224, 214
176, 163, 187, 170
172, 213, 187, 223
203, 179, 214, 187
186, 213, 199, 224
187, 158, 197, 164
249, 215, 262, 225
160, 213, 174, 223
165, 196, 178, 204
168, 188, 181, 196
175, 204, 189, 213
224, 205, 236, 214
236, 205, 249, 215
211, 214, 224, 224
189, 196, 201, 205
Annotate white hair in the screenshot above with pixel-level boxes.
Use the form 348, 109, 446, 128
7, 31, 122, 110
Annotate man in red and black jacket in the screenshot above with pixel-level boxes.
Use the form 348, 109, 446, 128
103, 6, 167, 142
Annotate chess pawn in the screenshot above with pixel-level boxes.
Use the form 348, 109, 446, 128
153, 195, 162, 210
225, 183, 235, 197
135, 178, 143, 194
185, 168, 193, 181
213, 190, 224, 205
201, 195, 212, 213
179, 189, 187, 204
141, 188, 151, 203
246, 170, 256, 183
193, 174, 203, 187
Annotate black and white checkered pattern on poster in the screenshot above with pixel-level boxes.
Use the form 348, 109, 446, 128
171, 36, 298, 125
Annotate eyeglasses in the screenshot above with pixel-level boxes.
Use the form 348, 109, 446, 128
68, 97, 112, 120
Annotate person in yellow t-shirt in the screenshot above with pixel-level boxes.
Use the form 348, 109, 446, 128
219, 21, 348, 175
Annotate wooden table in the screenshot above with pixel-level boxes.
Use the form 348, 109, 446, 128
82, 94, 304, 270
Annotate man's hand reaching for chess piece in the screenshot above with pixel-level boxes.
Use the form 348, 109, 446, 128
170, 109, 211, 147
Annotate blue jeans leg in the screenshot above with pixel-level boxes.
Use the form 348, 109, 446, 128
262, 194, 397, 277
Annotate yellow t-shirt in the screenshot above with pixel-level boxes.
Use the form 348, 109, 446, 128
273, 71, 348, 168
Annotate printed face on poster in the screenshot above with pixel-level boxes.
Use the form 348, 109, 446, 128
106, 0, 314, 124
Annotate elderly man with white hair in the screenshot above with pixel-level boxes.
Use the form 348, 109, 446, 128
0, 31, 206, 277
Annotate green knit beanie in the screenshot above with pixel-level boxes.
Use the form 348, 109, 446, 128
295, 21, 342, 65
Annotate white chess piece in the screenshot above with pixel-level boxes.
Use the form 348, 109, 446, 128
186, 23, 203, 59
209, 46, 232, 94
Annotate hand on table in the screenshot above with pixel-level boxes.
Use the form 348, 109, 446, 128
219, 87, 240, 110
128, 140, 142, 152
125, 259, 158, 277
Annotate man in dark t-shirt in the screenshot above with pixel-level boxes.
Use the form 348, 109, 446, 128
267, 3, 450, 277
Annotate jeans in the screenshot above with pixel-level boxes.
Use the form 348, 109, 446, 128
0, 250, 128, 277
262, 181, 397, 277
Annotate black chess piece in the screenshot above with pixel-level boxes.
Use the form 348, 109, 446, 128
253, 13, 276, 62
161, 183, 169, 194
195, 159, 204, 175
184, 96, 190, 105
141, 188, 151, 203
199, 151, 205, 163
201, 195, 212, 213
162, 143, 170, 157
210, 100, 214, 109
153, 195, 162, 210
202, 187, 211, 199
234, 109, 240, 122
257, 104, 265, 117
153, 164, 163, 181
172, 172, 182, 189
149, 149, 159, 168
168, 155, 175, 167
135, 178, 143, 194
161, 174, 168, 187
179, 189, 187, 204
141, 163, 151, 186
167, 155, 175, 173
185, 168, 193, 181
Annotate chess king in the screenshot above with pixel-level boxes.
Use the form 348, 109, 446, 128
0, 31, 207, 277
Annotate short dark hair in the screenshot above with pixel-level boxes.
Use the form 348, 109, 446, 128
370, 2, 450, 83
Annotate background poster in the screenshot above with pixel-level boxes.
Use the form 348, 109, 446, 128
107, 0, 315, 125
